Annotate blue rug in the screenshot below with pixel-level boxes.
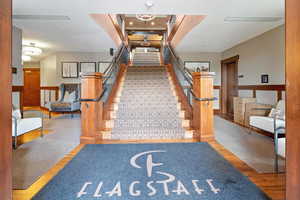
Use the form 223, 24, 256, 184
33, 143, 270, 200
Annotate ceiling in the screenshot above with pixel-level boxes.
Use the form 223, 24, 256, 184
124, 16, 169, 31
13, 0, 284, 61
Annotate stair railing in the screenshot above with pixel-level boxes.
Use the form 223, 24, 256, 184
80, 43, 129, 143
80, 44, 128, 103
164, 43, 216, 141
165, 44, 217, 105
165, 44, 194, 105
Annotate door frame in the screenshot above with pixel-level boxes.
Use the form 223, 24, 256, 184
220, 55, 239, 115
0, 0, 12, 198
1, 1, 300, 200
23, 68, 41, 107
286, 0, 300, 199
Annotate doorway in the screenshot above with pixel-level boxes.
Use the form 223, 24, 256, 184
221, 55, 239, 119
23, 68, 41, 107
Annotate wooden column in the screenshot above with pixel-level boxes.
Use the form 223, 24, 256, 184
286, 0, 300, 199
80, 73, 103, 144
192, 72, 215, 141
0, 0, 12, 198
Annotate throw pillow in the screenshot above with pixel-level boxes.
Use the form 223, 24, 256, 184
63, 91, 70, 102
268, 108, 285, 120
64, 91, 76, 102
268, 108, 277, 118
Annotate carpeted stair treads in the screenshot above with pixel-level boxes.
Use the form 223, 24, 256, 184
111, 66, 186, 140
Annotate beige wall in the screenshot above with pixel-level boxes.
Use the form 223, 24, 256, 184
56, 51, 112, 84
40, 51, 112, 86
222, 25, 285, 105
177, 25, 285, 106
222, 25, 285, 85
40, 54, 58, 86
12, 26, 23, 86
12, 26, 23, 108
179, 52, 222, 85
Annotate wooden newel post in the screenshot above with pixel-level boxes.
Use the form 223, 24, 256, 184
192, 72, 216, 141
80, 72, 103, 144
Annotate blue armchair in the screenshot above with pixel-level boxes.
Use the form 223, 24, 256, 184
49, 83, 81, 118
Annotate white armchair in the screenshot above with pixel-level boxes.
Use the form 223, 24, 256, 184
12, 108, 43, 149
249, 100, 286, 172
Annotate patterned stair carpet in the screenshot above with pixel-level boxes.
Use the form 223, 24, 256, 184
132, 52, 161, 66
111, 66, 186, 140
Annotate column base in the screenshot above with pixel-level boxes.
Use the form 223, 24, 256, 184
193, 130, 214, 142
80, 136, 97, 144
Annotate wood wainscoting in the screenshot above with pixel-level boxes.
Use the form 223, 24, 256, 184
218, 84, 286, 116
213, 85, 221, 114
40, 86, 59, 110
238, 85, 285, 102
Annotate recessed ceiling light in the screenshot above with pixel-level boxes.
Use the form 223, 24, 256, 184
129, 21, 133, 25
151, 21, 155, 25
224, 17, 283, 22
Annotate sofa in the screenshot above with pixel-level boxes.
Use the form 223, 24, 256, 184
248, 100, 286, 172
12, 108, 43, 149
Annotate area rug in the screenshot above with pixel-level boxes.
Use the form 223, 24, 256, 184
33, 143, 270, 200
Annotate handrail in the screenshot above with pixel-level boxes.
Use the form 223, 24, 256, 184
168, 45, 218, 104
190, 90, 217, 101
103, 45, 124, 75
168, 44, 193, 75
80, 43, 127, 102
103, 45, 126, 85
167, 45, 193, 86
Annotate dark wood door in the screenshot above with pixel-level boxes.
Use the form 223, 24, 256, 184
23, 68, 40, 106
226, 62, 238, 116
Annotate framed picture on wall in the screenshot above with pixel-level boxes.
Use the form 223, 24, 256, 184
261, 74, 269, 83
80, 62, 97, 73
98, 61, 111, 73
184, 61, 211, 72
62, 62, 78, 78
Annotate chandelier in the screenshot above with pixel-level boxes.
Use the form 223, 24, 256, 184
23, 44, 42, 56
136, 14, 156, 22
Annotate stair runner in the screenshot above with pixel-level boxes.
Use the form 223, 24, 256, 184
110, 66, 186, 140
132, 52, 161, 66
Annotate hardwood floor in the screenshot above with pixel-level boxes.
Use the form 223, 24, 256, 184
13, 139, 285, 200
13, 145, 85, 200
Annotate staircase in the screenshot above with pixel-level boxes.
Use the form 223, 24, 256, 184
105, 66, 192, 140
131, 51, 161, 66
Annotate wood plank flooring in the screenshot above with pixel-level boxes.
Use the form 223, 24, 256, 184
13, 139, 285, 200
